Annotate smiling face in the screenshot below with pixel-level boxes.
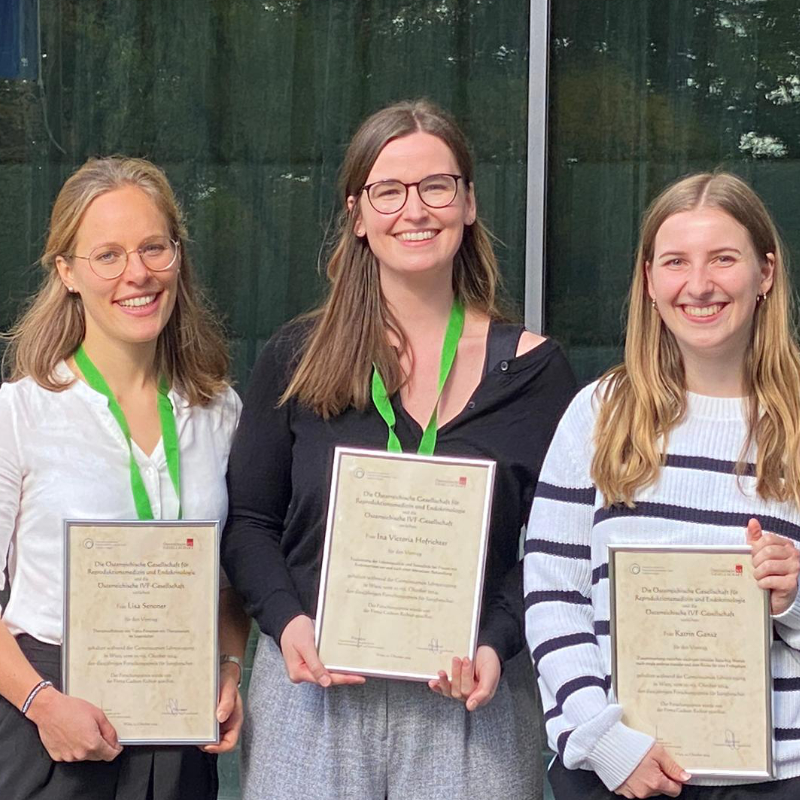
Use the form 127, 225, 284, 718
350, 131, 476, 282
56, 185, 180, 352
647, 206, 774, 371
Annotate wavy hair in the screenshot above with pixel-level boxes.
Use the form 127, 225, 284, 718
4, 156, 229, 405
592, 172, 800, 507
281, 99, 509, 418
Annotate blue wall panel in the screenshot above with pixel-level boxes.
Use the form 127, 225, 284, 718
0, 0, 38, 80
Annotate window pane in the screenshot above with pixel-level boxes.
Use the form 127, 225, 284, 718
546, 0, 800, 382
0, 4, 531, 799
0, 0, 530, 391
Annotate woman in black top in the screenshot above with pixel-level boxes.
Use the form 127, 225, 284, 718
222, 99, 575, 800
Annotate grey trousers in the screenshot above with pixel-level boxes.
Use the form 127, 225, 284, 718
241, 633, 543, 800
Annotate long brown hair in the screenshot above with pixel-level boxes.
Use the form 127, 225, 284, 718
4, 156, 229, 405
282, 99, 507, 418
592, 172, 800, 507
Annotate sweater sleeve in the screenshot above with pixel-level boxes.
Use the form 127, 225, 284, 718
220, 329, 305, 644
523, 386, 654, 790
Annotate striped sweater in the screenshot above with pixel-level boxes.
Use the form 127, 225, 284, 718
524, 382, 800, 790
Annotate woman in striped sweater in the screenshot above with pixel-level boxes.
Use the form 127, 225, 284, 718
524, 172, 800, 799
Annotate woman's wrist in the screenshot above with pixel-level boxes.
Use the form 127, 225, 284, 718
23, 681, 57, 724
220, 654, 243, 688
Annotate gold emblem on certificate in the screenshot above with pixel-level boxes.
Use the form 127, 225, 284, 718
609, 545, 773, 778
315, 447, 495, 680
63, 520, 219, 744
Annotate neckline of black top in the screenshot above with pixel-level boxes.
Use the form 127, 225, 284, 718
392, 334, 557, 439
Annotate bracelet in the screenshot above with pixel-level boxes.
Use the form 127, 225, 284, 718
21, 680, 53, 717
220, 654, 243, 688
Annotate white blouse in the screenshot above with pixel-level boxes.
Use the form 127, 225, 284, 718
0, 363, 241, 645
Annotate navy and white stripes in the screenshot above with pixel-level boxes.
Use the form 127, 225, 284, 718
524, 382, 800, 790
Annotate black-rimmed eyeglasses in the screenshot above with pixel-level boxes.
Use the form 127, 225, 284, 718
360, 173, 462, 215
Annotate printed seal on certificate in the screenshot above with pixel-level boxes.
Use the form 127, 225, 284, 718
63, 519, 220, 745
315, 447, 496, 681
609, 544, 773, 779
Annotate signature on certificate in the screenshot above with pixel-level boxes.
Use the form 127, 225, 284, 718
724, 730, 742, 750
167, 698, 180, 716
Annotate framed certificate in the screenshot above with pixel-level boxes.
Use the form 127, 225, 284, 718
63, 520, 220, 745
609, 545, 773, 778
315, 447, 496, 681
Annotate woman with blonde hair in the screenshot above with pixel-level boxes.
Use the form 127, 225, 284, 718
525, 172, 800, 799
222, 99, 575, 799
0, 156, 249, 800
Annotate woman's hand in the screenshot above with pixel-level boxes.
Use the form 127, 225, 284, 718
747, 518, 800, 615
202, 661, 244, 754
26, 688, 123, 762
614, 744, 690, 798
279, 615, 365, 687
427, 645, 501, 711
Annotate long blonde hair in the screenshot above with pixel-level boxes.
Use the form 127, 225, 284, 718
4, 156, 229, 405
592, 172, 800, 507
281, 99, 508, 418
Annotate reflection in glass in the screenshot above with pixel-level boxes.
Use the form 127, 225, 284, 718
546, 0, 800, 383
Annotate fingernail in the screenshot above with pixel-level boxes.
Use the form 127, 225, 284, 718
319, 675, 331, 688
467, 700, 476, 711
216, 709, 225, 722
680, 771, 692, 780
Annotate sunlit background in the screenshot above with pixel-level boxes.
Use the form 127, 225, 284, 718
2, 1, 799, 797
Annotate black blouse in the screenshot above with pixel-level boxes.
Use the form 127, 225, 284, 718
222, 322, 576, 664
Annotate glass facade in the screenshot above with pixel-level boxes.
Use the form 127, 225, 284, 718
0, 2, 530, 798
0, 0, 531, 389
2, 1, 800, 797
545, 0, 800, 383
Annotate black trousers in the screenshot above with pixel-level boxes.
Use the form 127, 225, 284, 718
548, 758, 800, 800
0, 635, 218, 800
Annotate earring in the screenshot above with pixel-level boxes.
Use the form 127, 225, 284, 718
67, 287, 75, 293
651, 298, 657, 309
757, 292, 768, 303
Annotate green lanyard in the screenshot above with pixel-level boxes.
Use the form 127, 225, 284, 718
371, 299, 465, 456
74, 344, 181, 521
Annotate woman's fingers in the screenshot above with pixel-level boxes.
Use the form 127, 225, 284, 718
94, 712, 122, 759
203, 690, 244, 754
753, 556, 796, 578
32, 693, 123, 762
279, 615, 367, 687
327, 672, 366, 686
459, 658, 475, 698
747, 522, 800, 615
466, 646, 501, 711
280, 615, 332, 686
302, 650, 332, 687
216, 666, 239, 722
428, 649, 499, 708
435, 669, 452, 696
745, 517, 762, 543
450, 657, 465, 699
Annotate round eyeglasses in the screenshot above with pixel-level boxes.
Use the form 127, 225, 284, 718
72, 237, 180, 280
361, 173, 462, 215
